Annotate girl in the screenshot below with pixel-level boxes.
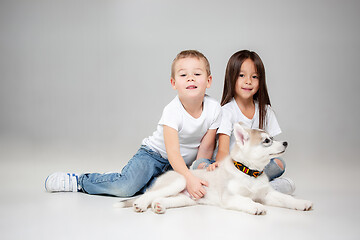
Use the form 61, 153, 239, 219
192, 50, 295, 195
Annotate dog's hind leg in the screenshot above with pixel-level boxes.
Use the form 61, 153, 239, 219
263, 190, 313, 211
151, 194, 196, 214
133, 172, 186, 212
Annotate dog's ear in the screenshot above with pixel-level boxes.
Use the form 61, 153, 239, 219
233, 122, 249, 146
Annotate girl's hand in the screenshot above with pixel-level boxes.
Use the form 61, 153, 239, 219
185, 174, 208, 200
206, 162, 219, 171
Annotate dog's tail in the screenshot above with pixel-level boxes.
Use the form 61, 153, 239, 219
113, 197, 138, 208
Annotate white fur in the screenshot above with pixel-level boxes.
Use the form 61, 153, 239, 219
115, 122, 313, 215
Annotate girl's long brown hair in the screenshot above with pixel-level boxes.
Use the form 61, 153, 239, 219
221, 50, 271, 130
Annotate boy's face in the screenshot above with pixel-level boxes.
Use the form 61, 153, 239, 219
171, 57, 212, 100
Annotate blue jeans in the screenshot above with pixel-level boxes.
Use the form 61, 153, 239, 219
191, 158, 285, 181
78, 145, 172, 197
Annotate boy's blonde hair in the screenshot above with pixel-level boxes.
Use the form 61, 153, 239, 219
171, 50, 211, 78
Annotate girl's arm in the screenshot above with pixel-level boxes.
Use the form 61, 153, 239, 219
163, 125, 208, 199
196, 129, 217, 160
207, 133, 230, 171
215, 133, 230, 162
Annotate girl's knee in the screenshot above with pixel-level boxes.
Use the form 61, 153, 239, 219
273, 158, 286, 170
197, 162, 207, 169
264, 158, 286, 181
191, 158, 214, 170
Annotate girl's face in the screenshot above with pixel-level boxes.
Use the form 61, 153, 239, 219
235, 58, 259, 102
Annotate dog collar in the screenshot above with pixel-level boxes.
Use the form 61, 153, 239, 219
233, 161, 263, 178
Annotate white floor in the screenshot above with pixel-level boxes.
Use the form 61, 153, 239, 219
0, 140, 359, 240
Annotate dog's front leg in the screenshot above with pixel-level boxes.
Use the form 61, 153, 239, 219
222, 194, 267, 215
263, 189, 313, 211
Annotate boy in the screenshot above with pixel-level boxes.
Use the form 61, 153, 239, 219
45, 50, 221, 199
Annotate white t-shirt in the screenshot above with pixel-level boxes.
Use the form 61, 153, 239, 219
217, 98, 281, 151
142, 95, 222, 166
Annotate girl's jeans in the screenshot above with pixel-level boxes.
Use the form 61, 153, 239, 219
79, 145, 172, 197
191, 158, 286, 181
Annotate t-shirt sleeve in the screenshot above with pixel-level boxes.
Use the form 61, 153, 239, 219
217, 107, 233, 136
158, 105, 182, 131
266, 106, 282, 137
209, 103, 222, 130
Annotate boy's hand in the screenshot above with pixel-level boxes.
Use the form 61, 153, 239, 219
185, 174, 208, 200
206, 162, 219, 171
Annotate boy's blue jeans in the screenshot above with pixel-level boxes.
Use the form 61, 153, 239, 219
191, 158, 285, 181
79, 145, 172, 197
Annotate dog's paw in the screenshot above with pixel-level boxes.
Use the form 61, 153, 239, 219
133, 203, 148, 212
133, 199, 149, 213
294, 200, 313, 211
151, 201, 166, 214
246, 203, 267, 215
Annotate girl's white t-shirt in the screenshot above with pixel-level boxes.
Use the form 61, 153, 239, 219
142, 95, 222, 166
218, 98, 281, 151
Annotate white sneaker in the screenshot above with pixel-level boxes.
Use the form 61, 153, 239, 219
270, 177, 296, 195
45, 172, 80, 192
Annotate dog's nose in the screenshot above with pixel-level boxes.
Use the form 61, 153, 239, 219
283, 142, 288, 148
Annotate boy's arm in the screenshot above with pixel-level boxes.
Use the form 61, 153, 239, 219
196, 129, 217, 160
163, 125, 208, 199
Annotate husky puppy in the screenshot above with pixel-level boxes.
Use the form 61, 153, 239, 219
115, 122, 313, 215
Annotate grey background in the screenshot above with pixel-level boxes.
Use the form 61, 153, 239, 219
1, 1, 360, 239
1, 0, 360, 164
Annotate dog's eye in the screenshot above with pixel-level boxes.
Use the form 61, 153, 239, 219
263, 138, 272, 146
